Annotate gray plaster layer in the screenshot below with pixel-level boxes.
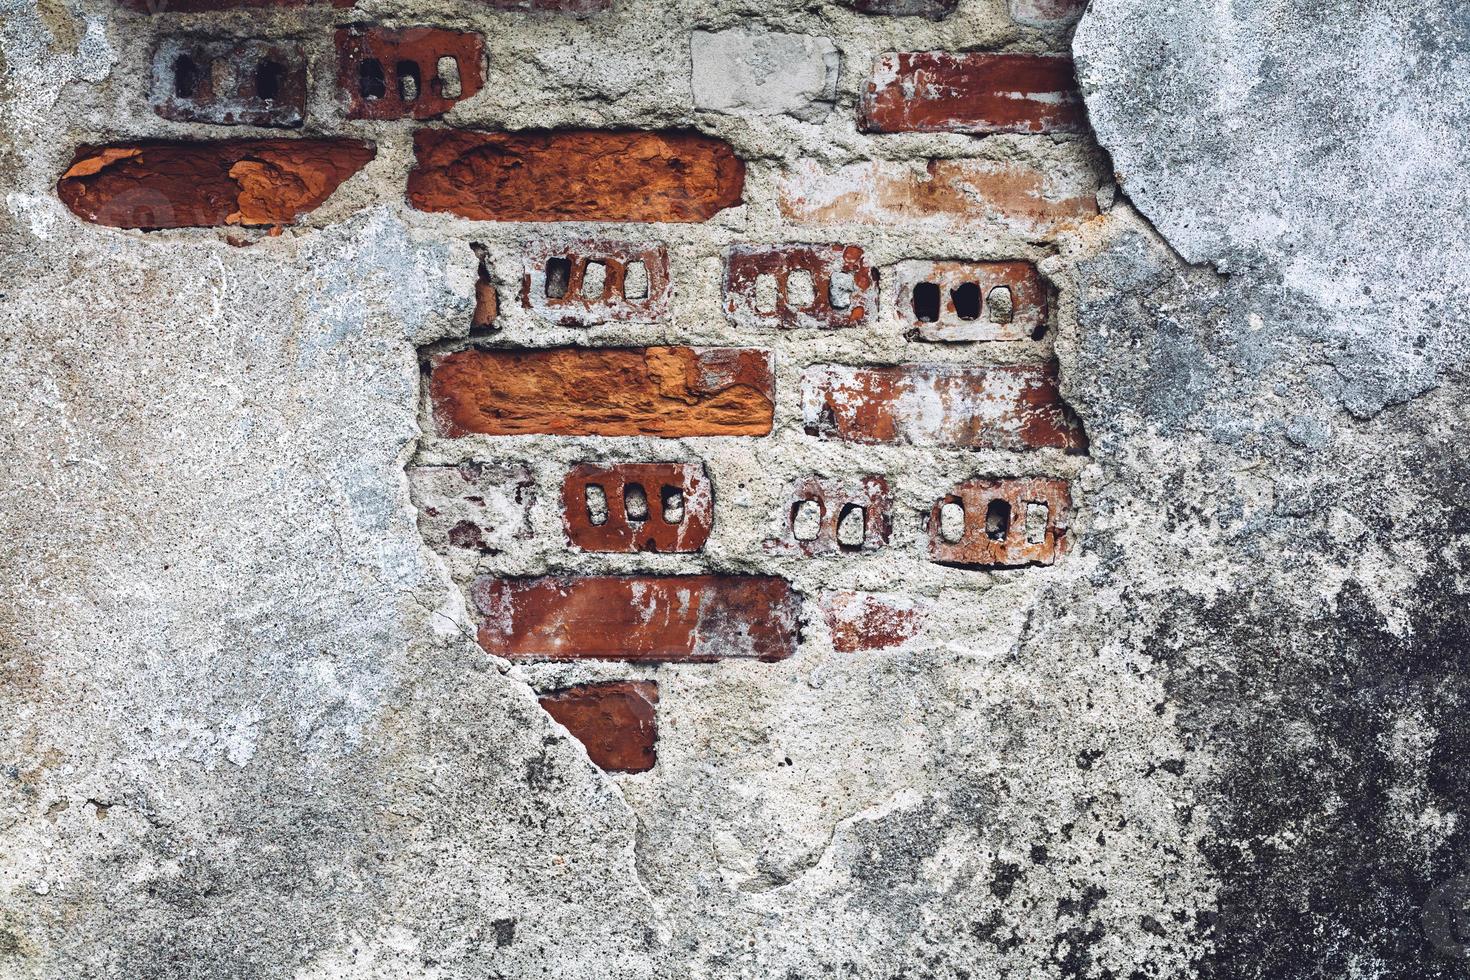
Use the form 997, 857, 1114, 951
2, 0, 1467, 978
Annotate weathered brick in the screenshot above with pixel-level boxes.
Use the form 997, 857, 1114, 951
538, 681, 658, 774
336, 27, 484, 121
1009, 0, 1087, 26
723, 244, 876, 331
57, 140, 374, 229
151, 39, 307, 128
691, 29, 839, 122
777, 158, 1098, 235
471, 244, 498, 333
473, 0, 611, 11
119, 0, 353, 10
861, 53, 1086, 135
764, 475, 891, 556
801, 362, 1088, 452
820, 592, 928, 652
407, 462, 533, 555
562, 463, 712, 553
928, 477, 1072, 568
474, 575, 801, 662
429, 347, 774, 438
408, 129, 745, 223
841, 0, 957, 17
521, 241, 670, 326
892, 259, 1047, 342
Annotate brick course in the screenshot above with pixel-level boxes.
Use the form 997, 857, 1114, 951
861, 52, 1086, 135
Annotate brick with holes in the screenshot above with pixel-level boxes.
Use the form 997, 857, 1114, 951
521, 241, 671, 326
408, 462, 534, 555
801, 362, 1087, 452
764, 475, 891, 556
429, 346, 774, 438
723, 244, 876, 331
928, 477, 1072, 568
562, 463, 712, 553
151, 39, 307, 128
820, 592, 929, 652
538, 681, 658, 774
861, 52, 1086, 135
336, 27, 484, 121
474, 575, 801, 662
892, 259, 1047, 342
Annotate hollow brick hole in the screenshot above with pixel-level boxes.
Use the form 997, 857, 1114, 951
788, 269, 817, 309
952, 282, 981, 321
913, 281, 941, 322
582, 261, 607, 300
585, 484, 608, 526
985, 498, 1012, 541
397, 60, 421, 102
360, 59, 387, 100
1025, 502, 1049, 544
625, 261, 649, 299
174, 54, 199, 98
625, 483, 649, 523
792, 499, 821, 541
940, 500, 965, 543
437, 56, 462, 99
988, 285, 1014, 324
829, 270, 856, 310
837, 504, 866, 549
661, 486, 685, 524
545, 257, 571, 299
755, 273, 779, 313
255, 60, 284, 101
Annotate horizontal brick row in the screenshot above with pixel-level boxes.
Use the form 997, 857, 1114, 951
862, 53, 1085, 135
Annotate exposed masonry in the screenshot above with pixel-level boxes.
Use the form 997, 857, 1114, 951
57, 0, 1099, 905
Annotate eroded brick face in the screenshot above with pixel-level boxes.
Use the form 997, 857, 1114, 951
151, 39, 307, 128
892, 260, 1048, 342
520, 241, 671, 327
841, 0, 957, 17
119, 0, 353, 9
928, 477, 1072, 568
408, 129, 745, 223
765, 476, 892, 556
336, 27, 484, 121
562, 463, 712, 553
801, 362, 1088, 452
408, 462, 533, 556
538, 682, 658, 774
862, 53, 1086, 135
57, 140, 374, 229
429, 347, 775, 438
778, 158, 1099, 234
820, 592, 929, 652
474, 575, 801, 662
723, 244, 876, 331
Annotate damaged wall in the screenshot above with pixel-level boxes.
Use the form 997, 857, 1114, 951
1, 0, 1467, 978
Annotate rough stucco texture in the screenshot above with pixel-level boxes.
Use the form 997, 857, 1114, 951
2, 1, 1468, 979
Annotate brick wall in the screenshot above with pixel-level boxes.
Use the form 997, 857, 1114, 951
66, 0, 1100, 776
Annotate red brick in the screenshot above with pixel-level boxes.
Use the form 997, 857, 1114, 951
820, 592, 928, 652
928, 477, 1072, 568
521, 241, 671, 327
764, 475, 891, 556
57, 140, 374, 229
408, 129, 744, 223
473, 575, 801, 662
1009, 0, 1087, 26
538, 681, 658, 774
841, 0, 957, 17
801, 362, 1087, 452
892, 260, 1047, 342
861, 53, 1085, 135
336, 27, 484, 121
777, 158, 1098, 235
562, 463, 712, 553
119, 0, 353, 10
151, 39, 307, 128
429, 346, 774, 438
723, 244, 876, 331
474, 0, 611, 11
407, 462, 533, 555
